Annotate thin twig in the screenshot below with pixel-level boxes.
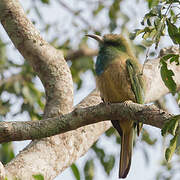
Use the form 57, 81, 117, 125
141, 48, 150, 75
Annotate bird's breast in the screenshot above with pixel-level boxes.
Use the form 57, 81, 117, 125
96, 60, 136, 103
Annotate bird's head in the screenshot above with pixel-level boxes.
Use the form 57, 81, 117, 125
86, 34, 134, 75
86, 34, 129, 53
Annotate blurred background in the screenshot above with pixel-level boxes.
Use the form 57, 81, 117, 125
0, 0, 179, 179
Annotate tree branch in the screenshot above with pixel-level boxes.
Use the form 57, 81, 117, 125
0, 0, 73, 117
65, 46, 98, 61
0, 101, 172, 143
5, 89, 112, 180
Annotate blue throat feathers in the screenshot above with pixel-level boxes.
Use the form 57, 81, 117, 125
95, 45, 126, 76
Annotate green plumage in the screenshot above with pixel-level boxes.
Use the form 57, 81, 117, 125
87, 34, 145, 178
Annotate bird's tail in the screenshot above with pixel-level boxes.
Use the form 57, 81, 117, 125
119, 128, 134, 178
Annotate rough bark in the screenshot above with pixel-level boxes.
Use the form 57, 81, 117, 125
5, 90, 111, 180
0, 99, 174, 143
0, 162, 5, 180
0, 0, 73, 117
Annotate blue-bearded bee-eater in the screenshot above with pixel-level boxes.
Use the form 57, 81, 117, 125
87, 34, 145, 178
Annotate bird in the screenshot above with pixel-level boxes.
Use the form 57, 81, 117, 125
86, 34, 145, 178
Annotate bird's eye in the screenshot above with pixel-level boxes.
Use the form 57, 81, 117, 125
106, 41, 119, 46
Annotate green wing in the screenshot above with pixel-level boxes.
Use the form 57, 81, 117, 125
126, 59, 145, 135
126, 59, 144, 104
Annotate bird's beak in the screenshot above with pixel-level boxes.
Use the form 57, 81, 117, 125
86, 34, 103, 43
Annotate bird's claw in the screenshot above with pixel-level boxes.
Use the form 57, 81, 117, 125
124, 100, 133, 105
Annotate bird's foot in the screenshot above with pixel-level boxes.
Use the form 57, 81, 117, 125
100, 98, 111, 108
123, 100, 133, 105
104, 102, 111, 110
101, 97, 111, 106
137, 122, 143, 136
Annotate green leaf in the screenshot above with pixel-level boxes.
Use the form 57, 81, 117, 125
166, 19, 180, 44
93, 3, 104, 16
84, 159, 94, 180
41, 0, 49, 4
142, 31, 150, 39
149, 28, 157, 38
71, 163, 80, 180
108, 0, 121, 31
165, 134, 177, 162
14, 81, 21, 94
165, 0, 180, 3
170, 55, 179, 65
109, 0, 121, 20
0, 143, 15, 164
103, 155, 115, 175
92, 143, 115, 175
160, 54, 179, 65
161, 115, 180, 136
142, 129, 157, 145
142, 39, 154, 47
129, 29, 144, 40
22, 86, 35, 105
147, 0, 160, 8
105, 127, 115, 137
154, 17, 161, 29
160, 61, 176, 95
176, 133, 180, 150
0, 100, 10, 115
32, 174, 44, 180
178, 92, 180, 106
161, 54, 177, 62
71, 56, 94, 90
147, 18, 152, 26
92, 143, 105, 160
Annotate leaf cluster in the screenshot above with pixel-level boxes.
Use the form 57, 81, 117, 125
131, 0, 180, 48
160, 53, 179, 95
162, 115, 180, 162
71, 139, 116, 180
